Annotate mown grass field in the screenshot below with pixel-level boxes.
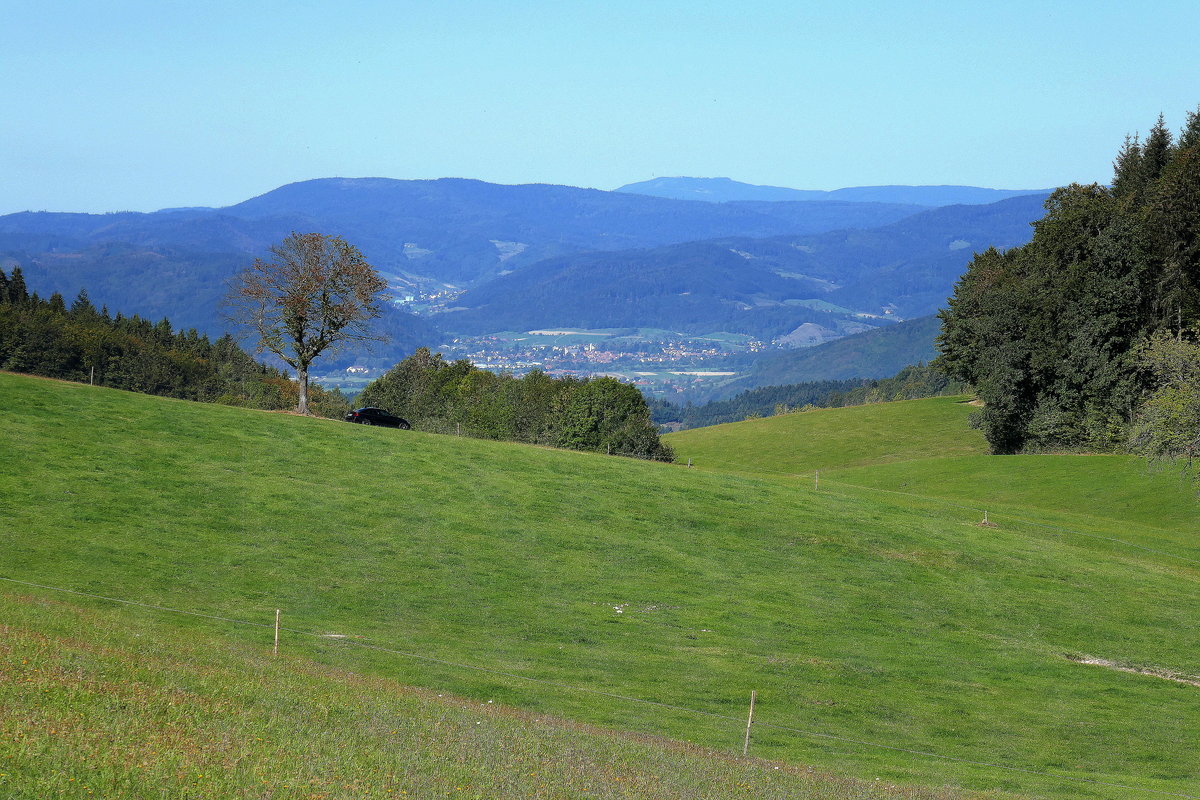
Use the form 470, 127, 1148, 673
1, 591, 977, 800
666, 397, 990, 476
666, 396, 1200, 554
3, 374, 1199, 798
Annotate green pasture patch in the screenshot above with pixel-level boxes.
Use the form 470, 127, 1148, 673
827, 454, 1200, 537
2, 373, 1198, 799
3, 593, 987, 800
666, 396, 988, 475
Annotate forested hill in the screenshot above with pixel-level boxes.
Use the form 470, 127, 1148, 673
3, 177, 1046, 368
729, 315, 943, 392
0, 268, 349, 417
0, 177, 927, 290
445, 194, 1046, 338
223, 178, 929, 283
0, 177, 928, 346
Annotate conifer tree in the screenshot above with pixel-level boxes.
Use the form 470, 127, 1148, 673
1149, 143, 1200, 336
6, 267, 28, 304
1178, 105, 1200, 153
1141, 113, 1174, 185
1111, 134, 1144, 201
71, 289, 97, 317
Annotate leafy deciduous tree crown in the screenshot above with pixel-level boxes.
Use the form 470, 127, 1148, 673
227, 232, 389, 372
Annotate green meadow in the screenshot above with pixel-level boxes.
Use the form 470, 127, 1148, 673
0, 592, 977, 800
3, 374, 1198, 798
666, 397, 1200, 557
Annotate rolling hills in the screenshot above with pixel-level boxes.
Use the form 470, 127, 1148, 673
724, 316, 944, 393
1, 178, 1050, 369
664, 396, 1200, 557
3, 372, 1198, 798
446, 194, 1047, 337
617, 177, 1048, 206
0, 178, 928, 339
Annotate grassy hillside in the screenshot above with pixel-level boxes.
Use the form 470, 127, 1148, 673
1, 592, 973, 800
3, 373, 1200, 798
665, 396, 1200, 543
666, 396, 988, 474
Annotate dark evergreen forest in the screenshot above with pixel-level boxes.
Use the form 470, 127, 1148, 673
937, 107, 1200, 454
0, 267, 350, 417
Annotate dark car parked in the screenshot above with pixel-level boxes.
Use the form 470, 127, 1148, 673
344, 407, 411, 429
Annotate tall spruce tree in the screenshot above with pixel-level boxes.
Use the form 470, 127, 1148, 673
1111, 133, 1144, 201
6, 267, 28, 304
1141, 113, 1174, 185
1149, 139, 1200, 336
1178, 105, 1200, 152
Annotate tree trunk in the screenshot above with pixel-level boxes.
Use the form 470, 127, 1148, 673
297, 365, 310, 415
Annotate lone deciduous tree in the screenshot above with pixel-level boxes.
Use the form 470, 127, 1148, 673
227, 232, 388, 415
1129, 330, 1200, 482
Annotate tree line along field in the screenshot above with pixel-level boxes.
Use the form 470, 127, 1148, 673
0, 278, 674, 462
2, 373, 1198, 798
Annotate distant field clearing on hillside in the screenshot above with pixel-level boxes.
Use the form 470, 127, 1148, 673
666, 396, 988, 474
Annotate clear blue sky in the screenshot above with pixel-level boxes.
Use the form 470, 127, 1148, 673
4, 0, 1199, 213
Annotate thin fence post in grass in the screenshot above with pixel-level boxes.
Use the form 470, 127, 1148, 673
273, 609, 280, 656
687, 458, 693, 469
89, 366, 94, 386
814, 470, 819, 491
456, 422, 461, 436
742, 690, 757, 755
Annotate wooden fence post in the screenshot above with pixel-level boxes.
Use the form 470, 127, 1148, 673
742, 690, 757, 755
273, 609, 280, 656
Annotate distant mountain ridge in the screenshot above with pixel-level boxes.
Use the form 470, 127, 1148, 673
0, 176, 930, 346
1, 176, 1048, 377
617, 176, 1049, 207
447, 193, 1049, 337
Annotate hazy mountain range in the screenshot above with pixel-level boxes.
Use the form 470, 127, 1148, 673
617, 176, 1049, 206
0, 176, 1049, 384
446, 194, 1046, 338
